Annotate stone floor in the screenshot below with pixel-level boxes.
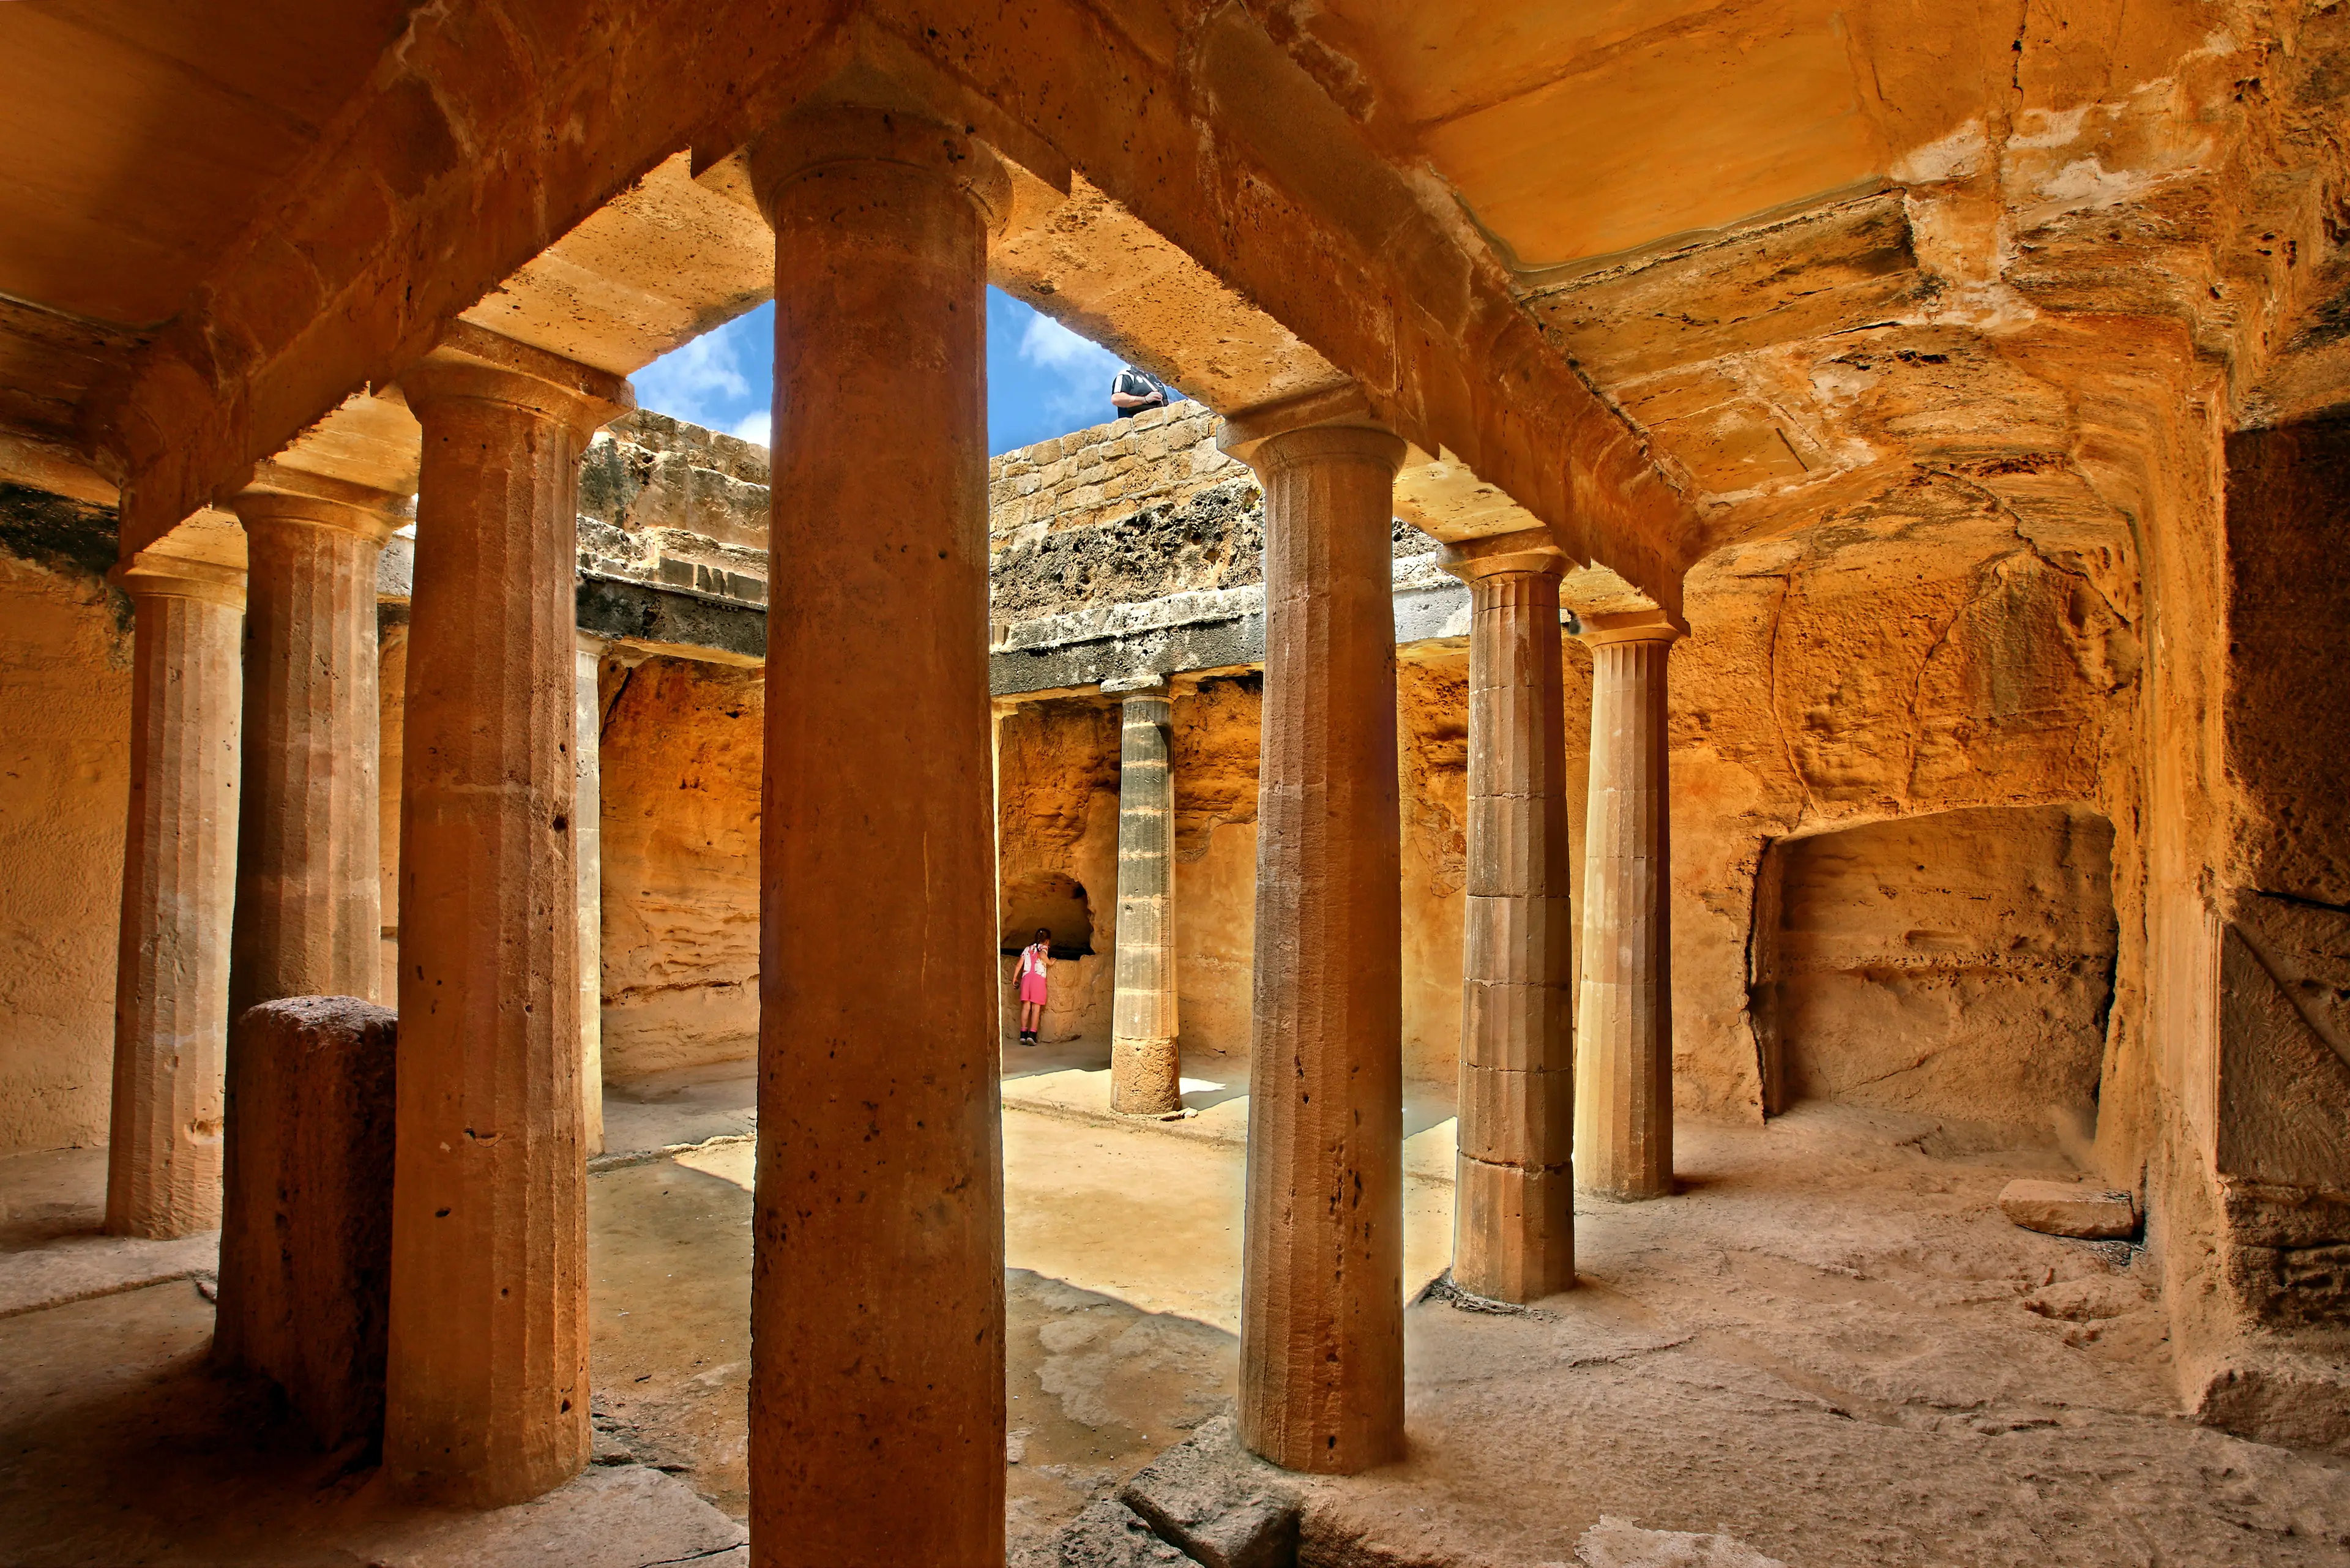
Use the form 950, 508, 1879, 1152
4, 1047, 2349, 1566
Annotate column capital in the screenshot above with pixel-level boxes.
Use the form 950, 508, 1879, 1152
1437, 526, 1570, 584
1217, 384, 1406, 476
398, 322, 633, 441
747, 102, 1013, 233
114, 548, 246, 610
575, 629, 608, 661
1576, 607, 1684, 646
231, 465, 408, 546
1102, 671, 1173, 700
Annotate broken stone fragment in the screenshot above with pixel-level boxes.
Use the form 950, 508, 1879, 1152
1998, 1179, 2138, 1239
1117, 1414, 1301, 1568
1056, 1498, 1190, 1567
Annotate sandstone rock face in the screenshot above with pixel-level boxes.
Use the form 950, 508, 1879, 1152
1756, 805, 2118, 1129
0, 508, 129, 1155
595, 655, 762, 1080
1998, 1179, 2138, 1241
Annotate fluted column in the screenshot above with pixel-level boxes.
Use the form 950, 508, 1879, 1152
1110, 678, 1181, 1114
747, 103, 1010, 1568
212, 481, 398, 1367
574, 632, 606, 1157
376, 619, 407, 1002
105, 549, 245, 1239
381, 327, 630, 1506
1575, 611, 1679, 1200
1220, 400, 1408, 1474
1441, 531, 1574, 1301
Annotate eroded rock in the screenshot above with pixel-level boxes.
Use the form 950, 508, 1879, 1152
1118, 1414, 1300, 1568
1999, 1179, 2138, 1239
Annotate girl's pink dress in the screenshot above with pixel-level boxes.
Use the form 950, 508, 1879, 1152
1017, 946, 1050, 1004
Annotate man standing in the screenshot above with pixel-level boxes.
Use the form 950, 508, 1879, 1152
1110, 364, 1171, 418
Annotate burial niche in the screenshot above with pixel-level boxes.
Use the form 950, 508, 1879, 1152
1751, 804, 2117, 1131
999, 872, 1095, 959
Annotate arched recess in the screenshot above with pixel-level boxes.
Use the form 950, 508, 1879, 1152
1749, 804, 2119, 1135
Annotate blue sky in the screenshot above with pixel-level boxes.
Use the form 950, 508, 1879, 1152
630, 288, 1163, 457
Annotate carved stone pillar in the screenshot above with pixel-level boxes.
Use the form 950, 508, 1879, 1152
1110, 678, 1181, 1114
214, 479, 398, 1368
1219, 398, 1407, 1474
1440, 530, 1574, 1300
381, 327, 630, 1506
746, 103, 1010, 1567
1575, 611, 1679, 1201
574, 631, 605, 1157
105, 548, 245, 1239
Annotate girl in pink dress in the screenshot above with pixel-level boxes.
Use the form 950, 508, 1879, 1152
1015, 928, 1051, 1046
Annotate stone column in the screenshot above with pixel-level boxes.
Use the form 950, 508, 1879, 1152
1440, 530, 1575, 1301
213, 481, 397, 1367
376, 619, 407, 1003
381, 327, 630, 1507
105, 548, 245, 1239
1219, 398, 1408, 1474
1109, 677, 1181, 1114
746, 104, 1010, 1567
1575, 611, 1679, 1201
574, 632, 606, 1157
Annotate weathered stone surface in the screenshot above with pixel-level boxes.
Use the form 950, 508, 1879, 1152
596, 655, 763, 1079
384, 335, 623, 1507
748, 105, 1006, 1566
1445, 533, 1574, 1302
1111, 687, 1181, 1114
1998, 1179, 2137, 1241
216, 995, 396, 1451
1576, 621, 1676, 1202
106, 551, 243, 1239
0, 532, 131, 1159
1231, 414, 1408, 1474
216, 488, 393, 1362
1054, 1498, 1191, 1567
1753, 807, 2119, 1126
1119, 1414, 1301, 1568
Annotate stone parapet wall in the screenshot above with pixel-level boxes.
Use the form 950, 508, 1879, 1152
987, 403, 1244, 547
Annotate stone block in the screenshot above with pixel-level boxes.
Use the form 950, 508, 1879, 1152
1998, 1178, 2137, 1239
1055, 1498, 1188, 1566
220, 995, 397, 1450
1119, 1414, 1300, 1568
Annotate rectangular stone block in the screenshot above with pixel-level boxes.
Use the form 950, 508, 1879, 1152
222, 995, 397, 1450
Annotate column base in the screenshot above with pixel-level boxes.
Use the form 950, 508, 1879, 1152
1110, 1035, 1182, 1115
1453, 1158, 1574, 1302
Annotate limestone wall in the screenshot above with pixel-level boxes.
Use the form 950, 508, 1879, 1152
987, 403, 1243, 547
0, 496, 132, 1154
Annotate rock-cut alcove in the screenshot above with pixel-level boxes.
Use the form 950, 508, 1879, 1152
999, 872, 1095, 960
1750, 804, 2119, 1135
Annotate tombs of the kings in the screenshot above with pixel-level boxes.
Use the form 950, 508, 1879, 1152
2, 3, 2349, 1565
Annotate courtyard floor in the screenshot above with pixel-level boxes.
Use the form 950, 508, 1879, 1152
1, 1043, 2346, 1566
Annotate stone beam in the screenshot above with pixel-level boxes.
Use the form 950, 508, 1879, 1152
90, 1, 1693, 616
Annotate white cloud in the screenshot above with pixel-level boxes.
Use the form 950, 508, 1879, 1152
1015, 310, 1126, 426
729, 409, 771, 447
633, 327, 751, 427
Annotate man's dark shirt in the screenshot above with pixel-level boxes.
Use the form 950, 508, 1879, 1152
1111, 367, 1168, 417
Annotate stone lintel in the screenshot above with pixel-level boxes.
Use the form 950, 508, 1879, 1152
575, 573, 765, 667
